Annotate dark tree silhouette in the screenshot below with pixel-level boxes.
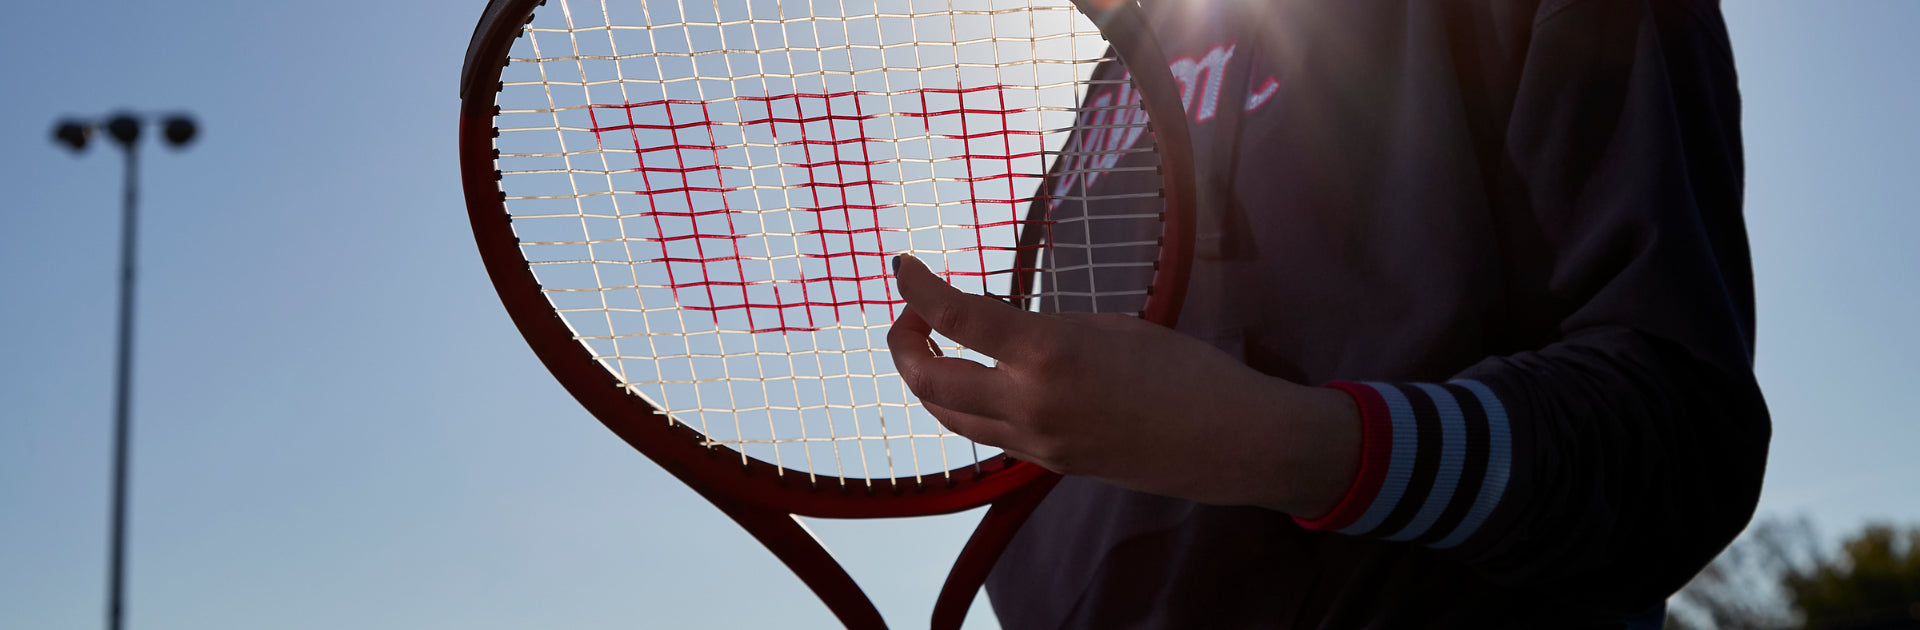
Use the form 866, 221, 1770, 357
1667, 517, 1920, 630
1668, 515, 1814, 630
1784, 524, 1920, 630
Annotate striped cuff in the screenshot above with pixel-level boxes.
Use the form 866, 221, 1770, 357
1294, 381, 1513, 549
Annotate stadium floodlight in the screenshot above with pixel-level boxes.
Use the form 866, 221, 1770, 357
51, 110, 200, 630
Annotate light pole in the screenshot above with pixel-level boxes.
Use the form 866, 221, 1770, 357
53, 111, 198, 630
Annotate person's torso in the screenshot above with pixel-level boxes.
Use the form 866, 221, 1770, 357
988, 2, 1581, 628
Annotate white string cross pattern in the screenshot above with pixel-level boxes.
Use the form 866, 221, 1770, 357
492, 0, 1166, 487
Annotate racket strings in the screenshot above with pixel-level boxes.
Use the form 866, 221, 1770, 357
493, 0, 1163, 485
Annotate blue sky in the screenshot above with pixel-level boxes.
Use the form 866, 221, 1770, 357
1, 1, 1915, 629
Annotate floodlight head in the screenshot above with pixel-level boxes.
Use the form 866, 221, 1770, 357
54, 120, 91, 152
162, 115, 197, 148
105, 113, 141, 149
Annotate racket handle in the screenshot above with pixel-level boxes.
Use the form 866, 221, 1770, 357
712, 496, 888, 630
929, 472, 1064, 630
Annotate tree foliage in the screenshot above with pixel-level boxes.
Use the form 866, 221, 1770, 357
1783, 524, 1920, 629
1668, 517, 1920, 630
1668, 516, 1812, 630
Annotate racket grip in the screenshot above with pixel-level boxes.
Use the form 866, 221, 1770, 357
929, 472, 1064, 630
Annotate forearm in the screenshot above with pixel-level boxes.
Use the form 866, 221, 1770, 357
1287, 329, 1768, 613
1211, 380, 1361, 518
1026, 334, 1364, 516
1453, 330, 1768, 610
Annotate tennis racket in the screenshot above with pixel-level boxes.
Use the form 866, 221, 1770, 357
458, 0, 1194, 626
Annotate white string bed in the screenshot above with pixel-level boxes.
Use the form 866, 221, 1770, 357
493, 0, 1165, 486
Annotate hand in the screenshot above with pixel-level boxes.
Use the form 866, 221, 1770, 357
885, 254, 1361, 516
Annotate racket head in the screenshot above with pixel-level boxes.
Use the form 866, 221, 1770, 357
459, 0, 1193, 518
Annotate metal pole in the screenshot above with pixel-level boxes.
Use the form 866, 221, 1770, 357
57, 111, 194, 630
106, 141, 138, 630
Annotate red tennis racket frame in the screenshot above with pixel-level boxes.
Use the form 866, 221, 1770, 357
459, 0, 1195, 627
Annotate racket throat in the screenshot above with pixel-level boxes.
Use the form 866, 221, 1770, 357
930, 473, 1064, 630
710, 497, 887, 629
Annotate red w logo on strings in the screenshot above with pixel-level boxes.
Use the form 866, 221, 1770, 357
587, 87, 1044, 333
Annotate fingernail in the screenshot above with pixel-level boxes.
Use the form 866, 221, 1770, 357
892, 254, 904, 274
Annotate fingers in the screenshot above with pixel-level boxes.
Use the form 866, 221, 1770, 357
893, 314, 1045, 462
887, 306, 1016, 419
925, 400, 1061, 473
891, 253, 1046, 361
920, 400, 1019, 448
887, 260, 1065, 458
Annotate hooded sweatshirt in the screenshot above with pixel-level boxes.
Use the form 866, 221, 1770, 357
985, 0, 1769, 627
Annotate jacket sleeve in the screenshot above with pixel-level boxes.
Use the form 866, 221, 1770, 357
1293, 0, 1770, 614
